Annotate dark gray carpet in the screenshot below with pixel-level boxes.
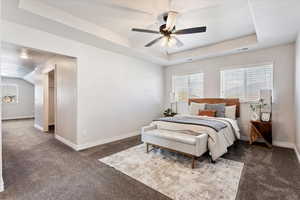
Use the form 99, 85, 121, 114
0, 119, 299, 200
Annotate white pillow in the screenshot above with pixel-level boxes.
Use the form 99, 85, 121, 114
225, 105, 236, 120
189, 102, 206, 115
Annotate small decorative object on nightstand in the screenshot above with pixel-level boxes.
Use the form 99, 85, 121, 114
249, 120, 272, 148
249, 89, 272, 147
260, 89, 272, 122
249, 98, 267, 121
261, 112, 271, 122
163, 108, 177, 117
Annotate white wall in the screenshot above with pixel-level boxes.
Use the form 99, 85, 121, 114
0, 77, 2, 193
3, 21, 164, 149
76, 46, 164, 147
51, 56, 77, 144
165, 44, 295, 144
295, 34, 300, 153
34, 72, 44, 130
0, 64, 3, 193
34, 55, 77, 145
0, 0, 3, 191
2, 77, 34, 120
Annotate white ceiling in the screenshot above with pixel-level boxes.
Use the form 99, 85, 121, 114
39, 0, 255, 54
2, 0, 300, 65
1, 42, 56, 78
249, 0, 300, 44
132, 0, 255, 54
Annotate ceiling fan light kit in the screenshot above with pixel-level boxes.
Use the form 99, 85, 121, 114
132, 11, 207, 48
168, 37, 177, 47
161, 36, 169, 47
20, 48, 29, 59
160, 36, 177, 47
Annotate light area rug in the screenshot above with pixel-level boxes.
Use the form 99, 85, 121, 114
99, 144, 244, 200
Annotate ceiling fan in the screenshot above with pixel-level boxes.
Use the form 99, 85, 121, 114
131, 11, 207, 48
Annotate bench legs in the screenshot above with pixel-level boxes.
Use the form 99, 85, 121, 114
146, 143, 154, 153
146, 143, 149, 153
192, 156, 195, 169
209, 156, 216, 164
146, 143, 199, 169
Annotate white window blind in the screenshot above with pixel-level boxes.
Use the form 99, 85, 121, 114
172, 73, 204, 102
220, 65, 273, 101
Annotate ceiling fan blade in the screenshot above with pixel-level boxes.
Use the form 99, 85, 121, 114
173, 36, 184, 47
174, 26, 207, 35
132, 28, 160, 34
145, 36, 164, 47
165, 11, 178, 31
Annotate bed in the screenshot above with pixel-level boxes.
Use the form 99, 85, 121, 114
141, 98, 240, 168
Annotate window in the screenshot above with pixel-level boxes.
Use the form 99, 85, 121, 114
172, 73, 204, 102
220, 65, 273, 102
1, 84, 18, 103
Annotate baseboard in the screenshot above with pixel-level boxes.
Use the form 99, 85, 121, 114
2, 115, 34, 120
272, 141, 300, 163
54, 134, 78, 151
239, 138, 299, 163
239, 137, 295, 149
273, 141, 295, 149
0, 176, 4, 192
294, 146, 300, 163
34, 124, 44, 131
54, 132, 300, 163
55, 131, 140, 151
76, 131, 140, 151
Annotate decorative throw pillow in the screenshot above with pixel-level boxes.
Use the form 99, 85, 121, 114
198, 110, 217, 117
225, 105, 237, 120
205, 103, 226, 117
189, 102, 206, 115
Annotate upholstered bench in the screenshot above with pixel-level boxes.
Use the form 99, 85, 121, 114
141, 125, 208, 168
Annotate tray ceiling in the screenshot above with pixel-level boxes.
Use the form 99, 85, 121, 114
2, 0, 300, 65
39, 0, 255, 54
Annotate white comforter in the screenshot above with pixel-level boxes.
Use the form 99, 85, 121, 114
151, 114, 240, 161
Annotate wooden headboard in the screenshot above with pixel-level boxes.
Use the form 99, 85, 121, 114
188, 98, 240, 118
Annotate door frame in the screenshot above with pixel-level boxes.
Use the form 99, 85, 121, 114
42, 66, 57, 132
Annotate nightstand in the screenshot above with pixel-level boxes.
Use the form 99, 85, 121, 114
249, 120, 272, 148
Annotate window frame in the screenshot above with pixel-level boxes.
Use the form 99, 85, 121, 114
220, 64, 274, 103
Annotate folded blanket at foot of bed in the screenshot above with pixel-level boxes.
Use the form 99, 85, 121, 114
153, 116, 227, 132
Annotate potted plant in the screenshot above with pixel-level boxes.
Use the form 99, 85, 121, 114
250, 98, 267, 121
163, 108, 177, 117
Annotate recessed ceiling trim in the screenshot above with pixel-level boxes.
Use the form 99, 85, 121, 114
247, 0, 261, 41
4, 0, 296, 66
19, 0, 130, 48
168, 34, 258, 64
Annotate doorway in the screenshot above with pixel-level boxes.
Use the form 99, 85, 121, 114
43, 69, 56, 133
1, 42, 77, 142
